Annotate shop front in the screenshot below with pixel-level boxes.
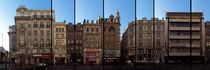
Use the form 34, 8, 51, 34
32, 53, 52, 64
84, 49, 101, 64
54, 54, 66, 64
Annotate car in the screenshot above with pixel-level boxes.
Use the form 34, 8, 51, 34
126, 60, 133, 69
28, 63, 48, 70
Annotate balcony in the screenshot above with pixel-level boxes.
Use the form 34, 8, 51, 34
169, 27, 200, 31
169, 52, 201, 56
169, 35, 200, 39
169, 43, 201, 47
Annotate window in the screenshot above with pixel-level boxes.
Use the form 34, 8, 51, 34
130, 27, 133, 33
96, 28, 99, 32
34, 30, 37, 36
157, 25, 160, 30
147, 25, 151, 31
56, 34, 59, 38
34, 39, 38, 47
33, 21, 38, 28
139, 26, 142, 31
139, 33, 142, 38
91, 28, 94, 32
40, 21, 44, 28
46, 30, 50, 36
40, 30, 44, 36
59, 28, 62, 32
193, 23, 200, 27
62, 28, 64, 32
46, 39, 50, 47
40, 39, 44, 47
61, 34, 64, 38
86, 28, 89, 32
147, 33, 151, 37
109, 26, 115, 32
143, 25, 147, 30
28, 24, 31, 28
156, 39, 161, 46
28, 31, 31, 36
207, 42, 210, 46
20, 24, 24, 28
156, 33, 160, 37
46, 22, 51, 28
56, 28, 59, 32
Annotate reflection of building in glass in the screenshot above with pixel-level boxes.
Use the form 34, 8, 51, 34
53, 22, 67, 64
121, 18, 165, 63
165, 12, 205, 63
15, 5, 54, 64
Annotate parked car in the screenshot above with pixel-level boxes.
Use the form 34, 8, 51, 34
28, 63, 48, 70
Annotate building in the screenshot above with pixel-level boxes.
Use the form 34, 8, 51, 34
8, 25, 16, 63
15, 5, 54, 64
121, 28, 129, 63
205, 21, 210, 62
165, 12, 205, 63
66, 23, 83, 64
0, 47, 8, 63
82, 11, 120, 64
83, 19, 102, 64
74, 23, 83, 64
53, 22, 67, 64
121, 18, 165, 63
103, 12, 121, 64
66, 23, 74, 64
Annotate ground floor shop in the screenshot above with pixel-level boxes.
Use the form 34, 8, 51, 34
54, 54, 67, 64
84, 49, 101, 64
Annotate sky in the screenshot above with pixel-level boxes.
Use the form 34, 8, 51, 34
0, 0, 210, 51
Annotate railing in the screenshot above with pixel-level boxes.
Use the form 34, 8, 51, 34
169, 43, 201, 47
169, 52, 201, 56
169, 27, 200, 30
169, 35, 200, 39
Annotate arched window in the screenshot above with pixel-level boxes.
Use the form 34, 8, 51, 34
108, 26, 115, 32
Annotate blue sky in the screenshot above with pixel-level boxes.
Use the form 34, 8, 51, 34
0, 0, 210, 51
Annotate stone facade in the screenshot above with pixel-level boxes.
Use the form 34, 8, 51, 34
66, 23, 83, 64
83, 20, 102, 64
15, 5, 54, 64
83, 11, 120, 64
8, 25, 16, 63
103, 12, 121, 64
121, 18, 165, 63
53, 22, 67, 64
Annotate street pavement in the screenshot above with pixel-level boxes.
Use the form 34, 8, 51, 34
1, 63, 210, 70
